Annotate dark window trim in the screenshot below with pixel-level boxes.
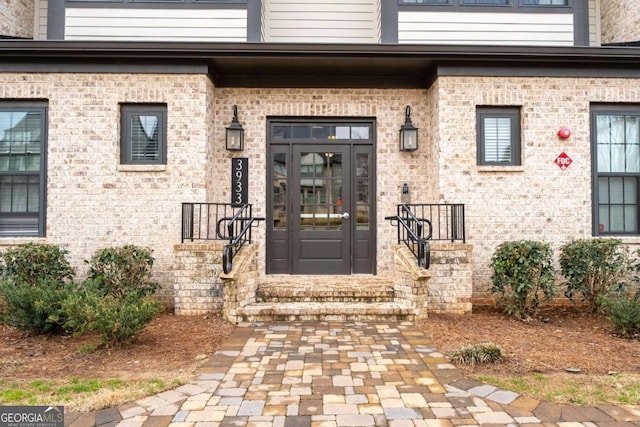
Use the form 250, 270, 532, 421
476, 106, 521, 166
520, 0, 570, 6
0, 101, 48, 238
462, 0, 511, 6
265, 116, 377, 275
246, 0, 261, 42
65, 0, 247, 8
120, 104, 167, 165
399, 0, 572, 13
591, 103, 640, 236
268, 117, 376, 144
381, 0, 399, 43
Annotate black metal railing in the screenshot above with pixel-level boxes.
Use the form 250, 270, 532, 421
181, 202, 264, 274
402, 203, 466, 243
385, 205, 433, 269
385, 203, 466, 269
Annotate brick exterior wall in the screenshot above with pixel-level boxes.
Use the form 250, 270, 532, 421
436, 75, 640, 298
0, 0, 34, 38
212, 87, 432, 278
4, 72, 640, 310
601, 0, 640, 44
0, 73, 215, 304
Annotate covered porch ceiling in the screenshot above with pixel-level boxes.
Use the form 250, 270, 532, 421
0, 41, 640, 88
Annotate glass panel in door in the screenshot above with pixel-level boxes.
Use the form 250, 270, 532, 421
292, 145, 351, 274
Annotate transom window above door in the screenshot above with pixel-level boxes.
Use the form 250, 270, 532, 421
272, 124, 373, 141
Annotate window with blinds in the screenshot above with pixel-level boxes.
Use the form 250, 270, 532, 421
0, 104, 47, 237
593, 107, 640, 235
120, 104, 167, 165
476, 107, 521, 166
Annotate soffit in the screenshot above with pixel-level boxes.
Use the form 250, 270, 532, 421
0, 41, 639, 88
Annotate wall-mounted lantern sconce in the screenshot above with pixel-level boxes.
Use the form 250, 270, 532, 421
399, 105, 418, 152
226, 105, 244, 151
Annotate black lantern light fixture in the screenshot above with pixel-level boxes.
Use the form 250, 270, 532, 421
226, 104, 244, 151
399, 105, 418, 152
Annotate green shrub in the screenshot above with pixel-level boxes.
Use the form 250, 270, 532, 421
559, 239, 630, 313
600, 291, 640, 338
85, 245, 159, 298
0, 243, 74, 286
62, 280, 162, 343
0, 279, 72, 333
490, 240, 556, 319
450, 342, 503, 365
0, 244, 75, 333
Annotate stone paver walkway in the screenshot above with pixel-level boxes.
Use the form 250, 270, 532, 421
65, 322, 640, 427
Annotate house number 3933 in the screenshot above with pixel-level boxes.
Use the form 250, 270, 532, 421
231, 158, 248, 205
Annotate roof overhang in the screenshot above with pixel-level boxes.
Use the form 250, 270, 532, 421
0, 41, 640, 88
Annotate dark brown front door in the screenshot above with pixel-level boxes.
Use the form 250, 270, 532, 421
267, 120, 376, 275
292, 145, 350, 274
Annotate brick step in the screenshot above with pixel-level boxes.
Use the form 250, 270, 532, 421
256, 282, 395, 303
238, 302, 415, 322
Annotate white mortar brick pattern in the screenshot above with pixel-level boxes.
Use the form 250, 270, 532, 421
437, 76, 640, 296
213, 88, 431, 278
0, 0, 33, 38
4, 73, 640, 307
0, 73, 213, 303
600, 0, 640, 44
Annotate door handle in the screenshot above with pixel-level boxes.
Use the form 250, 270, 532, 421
341, 212, 350, 219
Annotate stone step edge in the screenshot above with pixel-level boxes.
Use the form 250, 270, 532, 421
257, 282, 394, 289
256, 283, 394, 302
238, 301, 415, 316
257, 297, 395, 303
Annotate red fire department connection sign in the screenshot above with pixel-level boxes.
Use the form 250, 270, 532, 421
554, 152, 572, 170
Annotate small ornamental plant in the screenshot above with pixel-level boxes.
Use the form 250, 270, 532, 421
450, 342, 503, 366
599, 290, 640, 339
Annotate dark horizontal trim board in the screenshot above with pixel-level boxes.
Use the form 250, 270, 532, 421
399, 5, 572, 13
1, 41, 640, 88
437, 64, 640, 79
65, 0, 247, 8
0, 62, 209, 74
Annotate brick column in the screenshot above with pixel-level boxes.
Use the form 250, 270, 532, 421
173, 243, 225, 316
428, 242, 473, 314
220, 244, 259, 324
391, 245, 431, 320
391, 242, 474, 317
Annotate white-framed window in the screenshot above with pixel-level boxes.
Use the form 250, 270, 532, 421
593, 105, 640, 235
0, 102, 47, 237
120, 104, 167, 165
476, 107, 521, 166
